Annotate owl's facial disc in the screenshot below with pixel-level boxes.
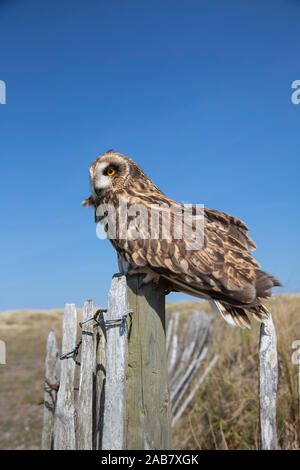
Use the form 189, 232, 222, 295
90, 154, 129, 198
92, 161, 119, 197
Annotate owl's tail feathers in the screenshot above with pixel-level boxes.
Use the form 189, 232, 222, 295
211, 300, 252, 329
255, 270, 281, 298
211, 300, 274, 329
212, 271, 281, 328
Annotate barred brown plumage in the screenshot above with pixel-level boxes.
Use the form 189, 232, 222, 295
82, 150, 281, 329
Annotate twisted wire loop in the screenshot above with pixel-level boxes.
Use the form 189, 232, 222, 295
44, 377, 59, 392
104, 309, 133, 326
59, 308, 133, 361
60, 338, 82, 362
79, 307, 107, 328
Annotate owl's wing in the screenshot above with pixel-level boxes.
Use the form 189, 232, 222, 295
123, 204, 260, 306
204, 207, 256, 251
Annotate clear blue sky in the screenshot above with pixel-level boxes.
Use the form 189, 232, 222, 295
0, 0, 299, 310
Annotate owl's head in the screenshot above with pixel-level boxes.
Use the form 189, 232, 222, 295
82, 150, 148, 207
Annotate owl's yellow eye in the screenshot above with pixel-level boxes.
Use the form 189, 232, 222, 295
106, 167, 116, 176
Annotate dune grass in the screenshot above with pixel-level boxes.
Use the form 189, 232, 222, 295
169, 295, 300, 450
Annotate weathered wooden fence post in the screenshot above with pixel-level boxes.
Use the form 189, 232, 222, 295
93, 310, 106, 450
258, 313, 278, 450
126, 274, 172, 450
298, 344, 300, 427
102, 276, 129, 450
41, 330, 60, 450
53, 304, 77, 450
77, 300, 95, 450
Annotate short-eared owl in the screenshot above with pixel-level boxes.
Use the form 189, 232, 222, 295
83, 150, 280, 328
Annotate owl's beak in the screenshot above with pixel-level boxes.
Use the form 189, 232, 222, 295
94, 187, 103, 197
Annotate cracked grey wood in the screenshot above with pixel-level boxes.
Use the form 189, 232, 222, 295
259, 314, 278, 450
0, 340, 6, 365
126, 274, 172, 450
93, 315, 106, 450
298, 345, 300, 426
53, 304, 77, 450
41, 330, 60, 450
77, 300, 95, 449
102, 276, 128, 450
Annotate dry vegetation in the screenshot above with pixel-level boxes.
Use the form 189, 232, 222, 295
169, 295, 300, 450
0, 295, 299, 450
